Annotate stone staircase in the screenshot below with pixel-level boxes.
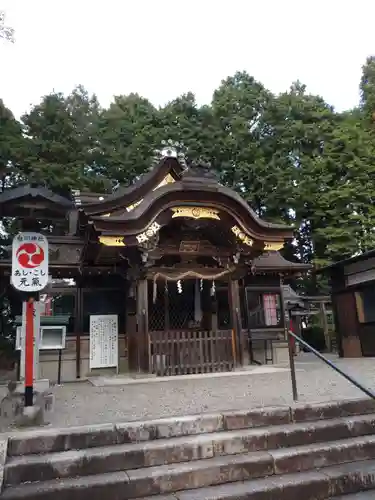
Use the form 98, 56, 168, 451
3, 398, 375, 499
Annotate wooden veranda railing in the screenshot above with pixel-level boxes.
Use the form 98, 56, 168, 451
148, 330, 235, 376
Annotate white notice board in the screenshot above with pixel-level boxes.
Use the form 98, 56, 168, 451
89, 314, 118, 369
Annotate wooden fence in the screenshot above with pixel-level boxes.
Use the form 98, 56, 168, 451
148, 330, 235, 376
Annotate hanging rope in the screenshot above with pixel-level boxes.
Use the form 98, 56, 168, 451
152, 267, 236, 303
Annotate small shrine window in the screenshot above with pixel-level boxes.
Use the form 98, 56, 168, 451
245, 289, 282, 328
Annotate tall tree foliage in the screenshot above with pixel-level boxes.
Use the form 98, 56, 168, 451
159, 93, 220, 165
0, 100, 23, 191
97, 94, 162, 186
19, 87, 103, 193
263, 83, 336, 264
314, 112, 375, 260
211, 71, 273, 208
360, 56, 375, 124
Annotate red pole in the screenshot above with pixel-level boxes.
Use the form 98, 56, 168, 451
24, 297, 34, 407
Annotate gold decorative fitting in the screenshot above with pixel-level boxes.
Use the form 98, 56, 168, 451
171, 207, 220, 220
126, 174, 176, 212
136, 222, 161, 243
231, 226, 253, 246
99, 236, 125, 247
156, 173, 175, 188
264, 242, 284, 251
126, 199, 143, 212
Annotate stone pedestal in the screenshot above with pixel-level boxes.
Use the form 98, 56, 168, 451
0, 380, 54, 428
252, 340, 289, 365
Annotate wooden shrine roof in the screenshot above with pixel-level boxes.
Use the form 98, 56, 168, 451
253, 252, 312, 272
316, 249, 375, 273
76, 158, 294, 246
0, 154, 312, 278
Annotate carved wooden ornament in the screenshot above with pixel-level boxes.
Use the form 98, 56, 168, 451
231, 226, 253, 246
136, 222, 161, 243
171, 207, 220, 220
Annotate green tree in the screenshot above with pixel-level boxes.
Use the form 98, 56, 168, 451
0, 100, 23, 191
64, 85, 105, 191
360, 56, 375, 124
19, 87, 103, 192
211, 71, 273, 208
314, 111, 375, 262
97, 93, 162, 186
262, 82, 336, 265
159, 92, 220, 165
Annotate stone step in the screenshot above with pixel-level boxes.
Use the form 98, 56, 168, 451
136, 460, 375, 499
5, 414, 375, 487
332, 493, 375, 499
3, 459, 375, 500
7, 397, 375, 457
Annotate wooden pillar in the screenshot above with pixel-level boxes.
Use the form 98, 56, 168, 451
126, 281, 138, 372
331, 294, 343, 357
229, 279, 249, 366
320, 301, 331, 352
334, 292, 362, 358
75, 283, 83, 379
279, 275, 289, 337
136, 278, 149, 372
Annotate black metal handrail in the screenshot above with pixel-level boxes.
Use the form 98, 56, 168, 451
287, 330, 375, 402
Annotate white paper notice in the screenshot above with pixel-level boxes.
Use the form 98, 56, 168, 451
89, 314, 118, 369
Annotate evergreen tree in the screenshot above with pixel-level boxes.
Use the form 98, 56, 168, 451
19, 87, 102, 193
262, 83, 336, 265
159, 93, 220, 166
0, 100, 23, 191
97, 94, 162, 187
315, 111, 375, 261
360, 56, 375, 124
211, 71, 272, 204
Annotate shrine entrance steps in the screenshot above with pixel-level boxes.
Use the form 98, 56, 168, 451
4, 399, 375, 499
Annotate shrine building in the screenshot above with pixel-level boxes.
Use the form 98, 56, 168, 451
0, 155, 311, 381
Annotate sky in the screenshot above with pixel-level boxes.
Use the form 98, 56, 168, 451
1, 0, 375, 119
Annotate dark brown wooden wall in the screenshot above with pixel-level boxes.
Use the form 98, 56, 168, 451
333, 292, 362, 357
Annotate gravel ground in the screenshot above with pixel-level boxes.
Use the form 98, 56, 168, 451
1, 353, 375, 432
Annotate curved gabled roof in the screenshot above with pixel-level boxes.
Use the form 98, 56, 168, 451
79, 156, 294, 243
89, 180, 293, 242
